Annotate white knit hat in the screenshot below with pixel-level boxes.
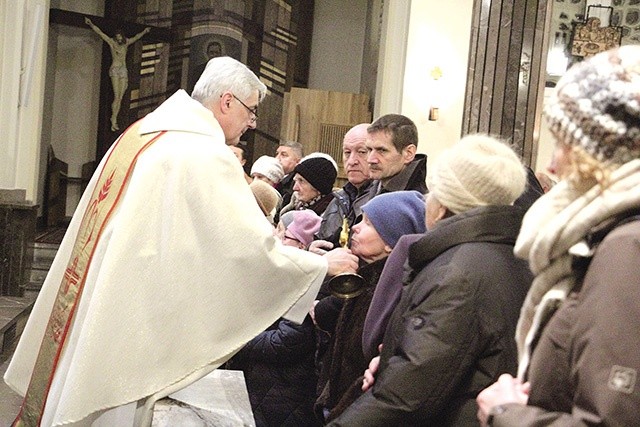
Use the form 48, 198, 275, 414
251, 156, 285, 184
428, 134, 526, 214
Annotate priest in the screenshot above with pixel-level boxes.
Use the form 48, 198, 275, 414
5, 56, 358, 427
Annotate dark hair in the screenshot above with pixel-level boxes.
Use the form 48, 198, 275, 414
278, 140, 304, 159
368, 114, 419, 152
235, 143, 248, 161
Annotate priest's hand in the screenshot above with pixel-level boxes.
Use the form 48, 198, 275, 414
324, 247, 358, 276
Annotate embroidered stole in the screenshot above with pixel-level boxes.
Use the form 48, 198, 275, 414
14, 122, 165, 427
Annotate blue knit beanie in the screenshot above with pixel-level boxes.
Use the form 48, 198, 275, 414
361, 191, 426, 248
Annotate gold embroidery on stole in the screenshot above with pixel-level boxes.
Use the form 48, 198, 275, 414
14, 122, 165, 427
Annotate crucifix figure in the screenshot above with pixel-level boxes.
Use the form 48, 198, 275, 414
85, 17, 150, 131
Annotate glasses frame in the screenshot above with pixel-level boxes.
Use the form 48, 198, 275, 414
283, 234, 301, 244
232, 93, 258, 123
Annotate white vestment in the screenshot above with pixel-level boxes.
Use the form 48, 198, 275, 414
4, 90, 327, 426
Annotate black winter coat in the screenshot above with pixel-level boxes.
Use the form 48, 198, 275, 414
329, 205, 533, 426
316, 180, 373, 247
315, 258, 387, 421
227, 316, 321, 427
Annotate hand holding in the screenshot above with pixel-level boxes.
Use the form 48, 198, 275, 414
476, 374, 529, 426
324, 247, 358, 276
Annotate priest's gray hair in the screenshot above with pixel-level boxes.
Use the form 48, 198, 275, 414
191, 56, 267, 106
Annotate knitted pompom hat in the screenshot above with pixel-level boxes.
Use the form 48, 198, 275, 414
544, 45, 640, 165
427, 134, 526, 214
294, 157, 338, 195
286, 210, 322, 246
361, 190, 426, 248
251, 156, 285, 184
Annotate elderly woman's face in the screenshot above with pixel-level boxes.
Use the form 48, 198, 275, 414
350, 213, 389, 263
425, 192, 444, 230
293, 174, 321, 203
548, 142, 572, 179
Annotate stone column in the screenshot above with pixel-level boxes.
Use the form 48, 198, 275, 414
0, 0, 49, 204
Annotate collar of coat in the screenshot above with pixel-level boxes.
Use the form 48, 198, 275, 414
377, 153, 428, 194
408, 205, 526, 271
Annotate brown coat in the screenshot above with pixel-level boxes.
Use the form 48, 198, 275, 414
491, 220, 640, 426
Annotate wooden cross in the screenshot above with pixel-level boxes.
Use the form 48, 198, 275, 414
49, 8, 173, 161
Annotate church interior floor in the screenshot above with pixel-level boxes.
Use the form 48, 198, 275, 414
0, 225, 63, 423
0, 294, 37, 424
0, 356, 22, 424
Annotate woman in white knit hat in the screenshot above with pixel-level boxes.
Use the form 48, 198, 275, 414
250, 155, 285, 186
477, 46, 640, 427
331, 134, 533, 426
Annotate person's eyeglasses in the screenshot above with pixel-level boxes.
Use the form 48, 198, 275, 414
283, 234, 301, 244
232, 94, 258, 123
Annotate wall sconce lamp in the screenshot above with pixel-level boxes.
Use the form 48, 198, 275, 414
429, 66, 443, 121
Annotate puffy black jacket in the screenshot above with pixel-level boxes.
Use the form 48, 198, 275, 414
330, 205, 533, 426
316, 180, 373, 247
227, 316, 321, 427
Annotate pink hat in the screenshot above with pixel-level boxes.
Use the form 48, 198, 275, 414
287, 210, 322, 246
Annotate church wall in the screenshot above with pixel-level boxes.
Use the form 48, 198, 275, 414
0, 0, 49, 204
402, 1, 474, 171
4, 0, 597, 220
374, 0, 410, 117
47, 0, 104, 216
308, 0, 367, 94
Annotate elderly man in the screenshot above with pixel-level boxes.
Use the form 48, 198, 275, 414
5, 57, 357, 427
312, 115, 427, 254
315, 123, 373, 247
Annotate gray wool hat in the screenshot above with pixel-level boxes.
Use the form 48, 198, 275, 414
544, 46, 640, 165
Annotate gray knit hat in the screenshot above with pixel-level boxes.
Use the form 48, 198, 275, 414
279, 211, 296, 228
544, 46, 640, 164
428, 135, 526, 214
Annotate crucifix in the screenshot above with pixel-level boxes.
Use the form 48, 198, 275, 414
49, 9, 172, 138
85, 18, 150, 131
